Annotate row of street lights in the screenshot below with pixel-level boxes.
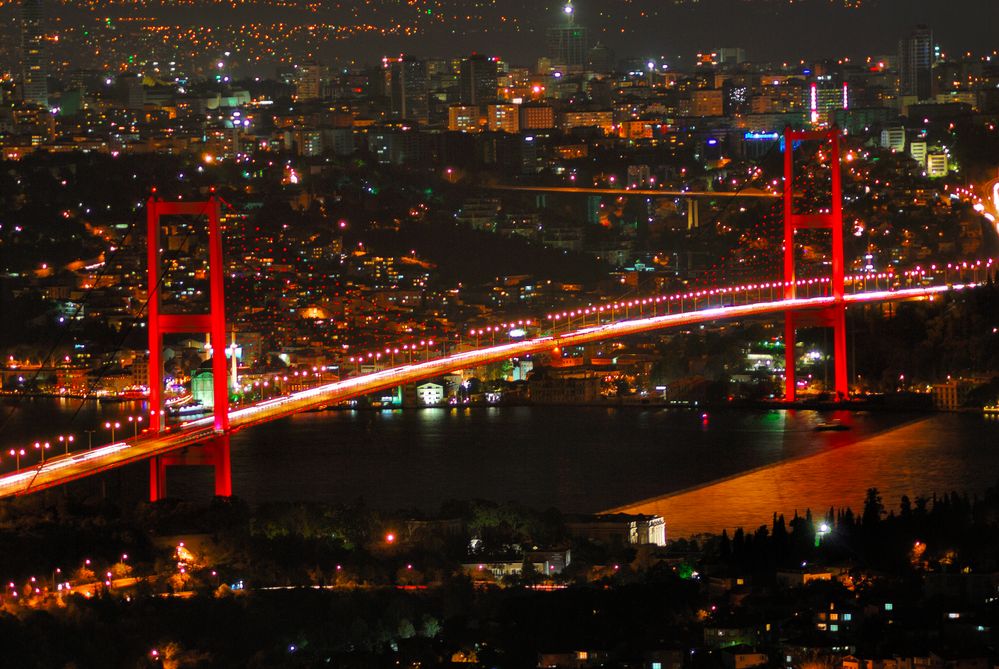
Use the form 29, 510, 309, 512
3, 415, 146, 474
6, 433, 76, 471
103, 415, 144, 443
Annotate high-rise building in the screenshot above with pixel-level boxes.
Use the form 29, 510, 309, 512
695, 49, 746, 68
118, 73, 145, 110
547, 1, 589, 69
808, 79, 850, 125
448, 105, 481, 132
586, 42, 614, 73
519, 104, 556, 130
459, 54, 498, 106
722, 80, 751, 116
899, 25, 933, 101
20, 0, 47, 107
681, 90, 724, 117
295, 62, 329, 101
387, 56, 429, 124
714, 48, 747, 67
487, 104, 519, 133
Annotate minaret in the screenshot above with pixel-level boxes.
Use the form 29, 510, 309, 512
230, 331, 238, 389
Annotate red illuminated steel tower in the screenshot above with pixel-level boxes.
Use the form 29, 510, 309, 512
146, 196, 231, 501
782, 127, 848, 402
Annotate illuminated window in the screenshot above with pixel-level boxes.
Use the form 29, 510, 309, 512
843, 614, 852, 621
830, 624, 839, 632
885, 603, 893, 611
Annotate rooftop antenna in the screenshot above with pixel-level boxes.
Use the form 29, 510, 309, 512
563, 1, 574, 26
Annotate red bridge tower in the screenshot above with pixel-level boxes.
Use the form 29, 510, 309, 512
783, 127, 848, 402
146, 196, 232, 501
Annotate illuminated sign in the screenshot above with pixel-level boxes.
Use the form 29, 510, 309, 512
744, 132, 780, 141
810, 83, 818, 124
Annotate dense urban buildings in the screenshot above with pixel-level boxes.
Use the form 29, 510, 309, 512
1, 0, 999, 666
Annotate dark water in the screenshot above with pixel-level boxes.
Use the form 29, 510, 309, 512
3, 398, 997, 533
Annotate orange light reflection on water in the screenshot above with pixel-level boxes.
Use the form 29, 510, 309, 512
612, 416, 993, 538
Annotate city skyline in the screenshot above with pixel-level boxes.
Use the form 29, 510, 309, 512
1, 0, 999, 663
0, 0, 997, 75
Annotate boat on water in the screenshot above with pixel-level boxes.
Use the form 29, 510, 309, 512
814, 419, 850, 431
167, 398, 209, 416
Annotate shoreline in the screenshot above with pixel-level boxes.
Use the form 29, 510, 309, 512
602, 414, 932, 516
607, 415, 989, 538
3, 390, 941, 413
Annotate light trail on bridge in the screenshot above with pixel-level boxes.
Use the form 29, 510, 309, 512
487, 185, 781, 198
0, 280, 985, 499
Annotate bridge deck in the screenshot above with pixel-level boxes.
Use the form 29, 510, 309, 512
0, 283, 971, 498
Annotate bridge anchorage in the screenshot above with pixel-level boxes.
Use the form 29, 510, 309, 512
782, 127, 848, 402
146, 195, 231, 501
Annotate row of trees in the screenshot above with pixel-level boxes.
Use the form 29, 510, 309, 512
713, 483, 999, 575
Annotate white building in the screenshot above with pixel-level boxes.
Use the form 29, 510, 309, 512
416, 382, 444, 405
880, 127, 906, 152
926, 153, 948, 178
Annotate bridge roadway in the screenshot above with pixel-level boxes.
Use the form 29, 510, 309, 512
488, 185, 780, 198
0, 283, 972, 498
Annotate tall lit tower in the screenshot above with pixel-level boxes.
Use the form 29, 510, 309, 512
459, 54, 498, 106
898, 25, 933, 101
388, 55, 429, 123
20, 0, 48, 107
547, 1, 589, 69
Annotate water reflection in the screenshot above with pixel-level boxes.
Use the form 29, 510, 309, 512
613, 414, 999, 538
2, 400, 995, 530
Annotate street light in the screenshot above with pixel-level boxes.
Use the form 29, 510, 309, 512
57, 435, 75, 455
127, 415, 143, 439
104, 421, 121, 443
9, 448, 25, 472
84, 430, 95, 450
33, 441, 51, 464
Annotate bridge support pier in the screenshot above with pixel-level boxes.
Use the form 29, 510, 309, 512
784, 304, 848, 402
150, 435, 232, 502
